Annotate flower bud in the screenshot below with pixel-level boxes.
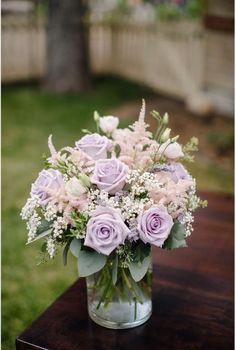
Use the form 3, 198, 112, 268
93, 111, 100, 122
99, 116, 119, 134
171, 135, 179, 143
65, 177, 87, 197
81, 129, 91, 134
78, 173, 91, 188
162, 113, 169, 125
160, 128, 171, 143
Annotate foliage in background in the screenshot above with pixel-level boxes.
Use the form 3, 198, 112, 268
92, 0, 204, 21
155, 0, 204, 21
207, 128, 234, 154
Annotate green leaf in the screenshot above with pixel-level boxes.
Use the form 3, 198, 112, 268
129, 254, 151, 282
163, 222, 187, 250
26, 229, 52, 244
112, 255, 118, 285
69, 238, 82, 257
77, 250, 107, 277
114, 144, 121, 157
36, 219, 52, 235
41, 242, 47, 252
63, 238, 73, 266
132, 241, 151, 263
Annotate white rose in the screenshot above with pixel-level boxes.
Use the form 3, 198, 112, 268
159, 141, 184, 159
99, 116, 119, 134
65, 177, 87, 197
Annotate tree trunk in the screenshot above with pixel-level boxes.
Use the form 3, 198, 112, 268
44, 0, 90, 92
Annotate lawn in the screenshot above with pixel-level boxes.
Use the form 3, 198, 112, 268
2, 76, 233, 349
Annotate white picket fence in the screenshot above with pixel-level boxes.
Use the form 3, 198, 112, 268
2, 16, 46, 82
89, 19, 204, 100
2, 16, 233, 114
2, 17, 204, 97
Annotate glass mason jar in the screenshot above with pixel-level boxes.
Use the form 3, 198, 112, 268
86, 261, 152, 329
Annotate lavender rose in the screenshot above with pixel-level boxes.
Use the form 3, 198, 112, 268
91, 158, 128, 195
138, 204, 173, 247
84, 206, 130, 255
75, 133, 110, 160
31, 169, 64, 205
168, 162, 191, 183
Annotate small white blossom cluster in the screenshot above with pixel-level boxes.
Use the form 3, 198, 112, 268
20, 196, 39, 220
179, 211, 194, 236
167, 201, 179, 214
126, 170, 161, 195
52, 216, 68, 239
46, 237, 56, 258
26, 212, 41, 243
20, 197, 41, 243
44, 203, 58, 221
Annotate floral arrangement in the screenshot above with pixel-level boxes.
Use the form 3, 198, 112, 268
21, 101, 206, 309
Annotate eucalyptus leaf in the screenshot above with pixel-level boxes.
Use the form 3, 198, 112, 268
77, 250, 107, 277
129, 254, 151, 282
69, 238, 82, 257
132, 241, 151, 263
112, 255, 118, 285
163, 222, 187, 250
26, 229, 52, 244
36, 219, 52, 235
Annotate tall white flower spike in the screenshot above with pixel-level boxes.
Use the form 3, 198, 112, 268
138, 98, 146, 123
48, 134, 57, 157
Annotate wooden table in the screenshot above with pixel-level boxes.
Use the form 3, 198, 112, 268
16, 192, 234, 350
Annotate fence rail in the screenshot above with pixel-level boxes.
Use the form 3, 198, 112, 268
2, 16, 234, 114
89, 20, 204, 99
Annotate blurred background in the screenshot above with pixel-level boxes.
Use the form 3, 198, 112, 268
2, 0, 234, 349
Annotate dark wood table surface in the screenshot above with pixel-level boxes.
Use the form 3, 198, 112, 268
16, 191, 234, 350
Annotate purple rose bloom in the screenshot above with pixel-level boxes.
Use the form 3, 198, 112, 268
168, 162, 191, 183
138, 204, 173, 247
91, 158, 128, 195
84, 206, 130, 255
31, 169, 64, 205
75, 133, 110, 160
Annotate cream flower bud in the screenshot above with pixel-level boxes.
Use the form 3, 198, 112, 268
162, 113, 169, 125
99, 116, 119, 134
160, 128, 171, 143
78, 173, 91, 188
93, 111, 100, 122
171, 135, 179, 143
65, 177, 87, 197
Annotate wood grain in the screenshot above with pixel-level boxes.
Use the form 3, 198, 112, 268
16, 192, 234, 350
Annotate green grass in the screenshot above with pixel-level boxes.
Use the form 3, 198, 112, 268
2, 76, 233, 349
2, 77, 153, 350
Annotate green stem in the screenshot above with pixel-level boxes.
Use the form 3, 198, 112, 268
134, 297, 137, 321
96, 276, 112, 310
